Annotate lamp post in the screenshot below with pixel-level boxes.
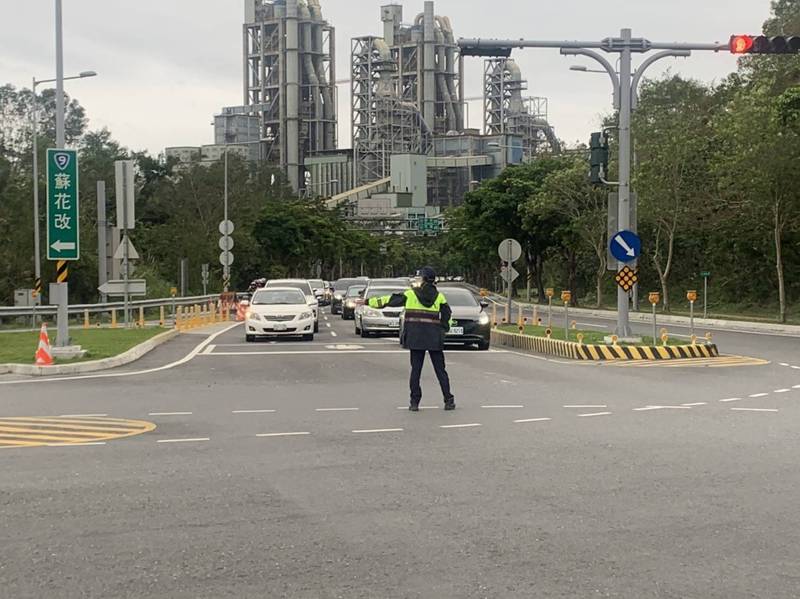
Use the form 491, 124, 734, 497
31, 70, 96, 299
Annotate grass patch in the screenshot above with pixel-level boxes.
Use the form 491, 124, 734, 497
0, 327, 167, 365
497, 324, 687, 347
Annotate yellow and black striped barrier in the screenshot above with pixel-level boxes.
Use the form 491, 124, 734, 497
56, 260, 69, 283
491, 329, 720, 362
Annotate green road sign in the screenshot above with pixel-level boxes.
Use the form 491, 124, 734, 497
47, 149, 80, 261
701, 271, 711, 278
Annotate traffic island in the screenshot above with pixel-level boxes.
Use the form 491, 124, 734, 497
492, 325, 720, 362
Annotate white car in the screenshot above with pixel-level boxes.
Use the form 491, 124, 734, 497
245, 288, 315, 342
265, 279, 319, 332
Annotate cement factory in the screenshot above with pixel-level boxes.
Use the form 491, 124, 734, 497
166, 0, 559, 234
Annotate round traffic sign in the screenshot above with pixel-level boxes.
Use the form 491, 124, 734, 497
498, 239, 522, 263
219, 251, 235, 267
219, 220, 235, 236
609, 230, 641, 264
219, 236, 234, 251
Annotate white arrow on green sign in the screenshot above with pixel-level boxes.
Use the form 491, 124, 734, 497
46, 149, 80, 261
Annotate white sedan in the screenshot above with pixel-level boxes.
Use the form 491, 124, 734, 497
245, 288, 316, 342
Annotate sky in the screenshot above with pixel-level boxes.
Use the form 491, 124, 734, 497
0, 0, 772, 155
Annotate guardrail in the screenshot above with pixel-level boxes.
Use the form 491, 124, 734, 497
0, 295, 219, 319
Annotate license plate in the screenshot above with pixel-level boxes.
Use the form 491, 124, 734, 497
387, 319, 400, 328
273, 323, 287, 331
448, 327, 464, 336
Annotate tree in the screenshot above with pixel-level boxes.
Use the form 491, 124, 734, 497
528, 157, 608, 307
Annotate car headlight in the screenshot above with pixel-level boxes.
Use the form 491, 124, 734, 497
345, 300, 355, 308
299, 311, 312, 320
478, 313, 490, 325
363, 307, 382, 318
248, 312, 261, 321
334, 293, 343, 300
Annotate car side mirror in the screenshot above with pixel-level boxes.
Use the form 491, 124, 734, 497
479, 300, 490, 310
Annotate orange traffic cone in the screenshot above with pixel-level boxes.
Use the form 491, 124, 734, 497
34, 324, 54, 366
236, 303, 247, 322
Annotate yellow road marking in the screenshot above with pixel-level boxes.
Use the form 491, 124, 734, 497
606, 355, 769, 368
0, 417, 156, 448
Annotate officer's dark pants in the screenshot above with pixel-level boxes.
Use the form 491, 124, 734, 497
409, 349, 453, 404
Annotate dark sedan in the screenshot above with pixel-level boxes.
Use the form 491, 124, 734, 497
341, 284, 366, 320
331, 277, 369, 315
439, 287, 491, 351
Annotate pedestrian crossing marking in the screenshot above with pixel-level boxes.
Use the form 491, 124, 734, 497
0, 417, 156, 448
606, 355, 769, 369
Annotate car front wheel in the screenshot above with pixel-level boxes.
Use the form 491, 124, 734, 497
246, 334, 256, 343
477, 340, 490, 351
314, 321, 319, 333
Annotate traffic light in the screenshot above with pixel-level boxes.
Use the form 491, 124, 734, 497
729, 35, 800, 54
589, 132, 610, 186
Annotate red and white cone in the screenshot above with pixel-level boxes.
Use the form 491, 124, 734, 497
34, 323, 54, 366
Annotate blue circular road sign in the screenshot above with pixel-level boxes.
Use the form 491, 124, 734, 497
609, 230, 642, 264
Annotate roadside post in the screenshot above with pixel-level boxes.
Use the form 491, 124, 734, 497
701, 271, 711, 319
219, 220, 235, 292
170, 287, 178, 325
498, 239, 522, 326
201, 264, 210, 295
545, 288, 554, 328
561, 290, 572, 340
687, 290, 698, 336
648, 292, 661, 343
114, 160, 136, 328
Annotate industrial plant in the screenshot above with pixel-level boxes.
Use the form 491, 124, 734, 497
166, 0, 560, 234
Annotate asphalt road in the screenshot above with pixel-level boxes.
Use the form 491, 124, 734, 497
1, 307, 799, 598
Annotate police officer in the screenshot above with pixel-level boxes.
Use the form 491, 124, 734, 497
367, 266, 455, 411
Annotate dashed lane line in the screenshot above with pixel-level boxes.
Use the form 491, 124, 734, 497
232, 409, 276, 414
748, 393, 769, 398
148, 412, 193, 416
316, 408, 359, 412
352, 428, 404, 434
682, 403, 708, 407
564, 405, 607, 409
481, 405, 524, 409
578, 412, 613, 418
774, 389, 791, 394
396, 406, 439, 410
60, 413, 108, 418
731, 408, 779, 413
157, 438, 210, 444
514, 418, 552, 424
331, 331, 338, 337
440, 423, 482, 429
720, 398, 743, 403
256, 432, 311, 438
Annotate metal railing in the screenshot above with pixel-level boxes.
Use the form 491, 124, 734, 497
0, 295, 219, 319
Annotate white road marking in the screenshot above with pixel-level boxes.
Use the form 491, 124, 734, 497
792, 366, 800, 370
440, 423, 482, 429
578, 412, 612, 417
59, 413, 108, 418
149, 412, 193, 416
779, 363, 790, 367
256, 432, 311, 437
47, 442, 107, 447
731, 408, 779, 413
749, 393, 769, 398
157, 438, 210, 443
719, 398, 743, 403
396, 406, 439, 410
352, 428, 404, 434
232, 409, 276, 414
202, 350, 408, 356
681, 403, 708, 407
577, 322, 608, 328
0, 322, 241, 386
774, 389, 791, 393
316, 408, 359, 412
564, 405, 607, 409
514, 418, 552, 423
794, 385, 800, 389
201, 344, 216, 355
481, 405, 524, 409
331, 331, 338, 337
326, 323, 332, 328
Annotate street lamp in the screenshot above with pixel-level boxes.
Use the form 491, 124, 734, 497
31, 70, 97, 296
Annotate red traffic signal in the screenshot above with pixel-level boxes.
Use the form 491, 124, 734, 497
730, 35, 754, 54
729, 34, 800, 54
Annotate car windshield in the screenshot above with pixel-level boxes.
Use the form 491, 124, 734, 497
334, 279, 366, 291
266, 281, 311, 295
440, 289, 479, 307
252, 289, 306, 305
346, 286, 366, 297
366, 287, 406, 300
309, 280, 324, 289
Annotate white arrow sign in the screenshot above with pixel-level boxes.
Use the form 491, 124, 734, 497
50, 240, 76, 253
98, 279, 147, 297
614, 234, 636, 258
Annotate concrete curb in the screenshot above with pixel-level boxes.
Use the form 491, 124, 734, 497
491, 329, 720, 361
0, 329, 180, 377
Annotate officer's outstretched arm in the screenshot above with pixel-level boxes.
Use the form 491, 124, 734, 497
440, 301, 453, 330
367, 293, 407, 309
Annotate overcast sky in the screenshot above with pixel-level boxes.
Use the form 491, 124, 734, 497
1, 0, 772, 155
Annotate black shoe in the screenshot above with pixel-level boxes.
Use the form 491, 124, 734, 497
409, 403, 420, 412
444, 398, 456, 411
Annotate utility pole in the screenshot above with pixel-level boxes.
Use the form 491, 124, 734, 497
459, 31, 721, 337
53, 0, 69, 348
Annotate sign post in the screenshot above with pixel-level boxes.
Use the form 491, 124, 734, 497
687, 290, 698, 337
115, 160, 136, 327
561, 290, 572, 340
498, 239, 522, 324
201, 264, 210, 295
219, 220, 235, 292
701, 271, 711, 319
47, 148, 79, 347
545, 288, 554, 328
648, 292, 661, 344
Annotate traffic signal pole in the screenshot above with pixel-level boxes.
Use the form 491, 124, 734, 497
459, 31, 726, 338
